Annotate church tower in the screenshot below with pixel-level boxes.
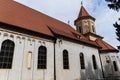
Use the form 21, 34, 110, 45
74, 2, 102, 41
74, 3, 96, 35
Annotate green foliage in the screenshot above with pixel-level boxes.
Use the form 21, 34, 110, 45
105, 0, 120, 11
105, 0, 120, 46
114, 21, 120, 42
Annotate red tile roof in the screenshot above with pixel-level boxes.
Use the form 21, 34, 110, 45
0, 0, 54, 37
0, 0, 118, 52
0, 0, 100, 47
49, 26, 99, 47
96, 38, 118, 52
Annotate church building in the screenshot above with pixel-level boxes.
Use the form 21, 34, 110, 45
0, 0, 120, 80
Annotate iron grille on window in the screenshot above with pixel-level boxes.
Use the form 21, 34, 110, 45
80, 53, 85, 69
37, 46, 47, 69
63, 50, 69, 69
0, 40, 15, 69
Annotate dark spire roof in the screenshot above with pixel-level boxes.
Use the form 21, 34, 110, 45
77, 4, 95, 21
78, 6, 90, 18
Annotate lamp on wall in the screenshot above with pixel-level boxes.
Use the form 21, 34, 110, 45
59, 39, 62, 44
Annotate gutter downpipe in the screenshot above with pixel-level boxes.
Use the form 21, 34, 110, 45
54, 40, 56, 80
98, 51, 105, 79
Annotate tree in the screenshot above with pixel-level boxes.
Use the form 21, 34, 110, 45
105, 0, 120, 49
114, 21, 120, 42
105, 0, 120, 11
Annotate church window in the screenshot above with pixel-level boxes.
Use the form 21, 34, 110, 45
63, 50, 69, 69
0, 40, 15, 69
37, 46, 47, 69
92, 55, 97, 69
113, 61, 118, 71
92, 25, 95, 32
80, 53, 85, 69
78, 27, 82, 33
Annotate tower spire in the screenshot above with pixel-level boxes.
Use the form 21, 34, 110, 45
74, 2, 96, 35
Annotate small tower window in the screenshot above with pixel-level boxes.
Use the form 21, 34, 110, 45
78, 27, 82, 33
92, 25, 95, 32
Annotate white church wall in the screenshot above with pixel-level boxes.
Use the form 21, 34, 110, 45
55, 38, 103, 80
2, 27, 119, 80
0, 31, 10, 80
32, 40, 54, 80
0, 28, 54, 80
100, 52, 120, 78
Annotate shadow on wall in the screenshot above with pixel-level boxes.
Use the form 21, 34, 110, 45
80, 62, 102, 80
103, 61, 120, 80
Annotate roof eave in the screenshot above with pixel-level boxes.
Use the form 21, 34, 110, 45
0, 22, 56, 41
51, 32, 100, 48
99, 50, 119, 53
74, 16, 95, 25
84, 32, 103, 39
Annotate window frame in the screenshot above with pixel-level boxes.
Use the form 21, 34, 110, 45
0, 39, 15, 69
80, 53, 85, 69
92, 25, 95, 32
63, 50, 69, 69
37, 46, 47, 69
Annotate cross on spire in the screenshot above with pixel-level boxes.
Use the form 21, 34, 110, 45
81, 0, 83, 6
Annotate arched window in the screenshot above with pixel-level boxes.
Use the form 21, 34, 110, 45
92, 25, 95, 32
92, 55, 97, 69
80, 53, 85, 69
78, 27, 82, 33
63, 50, 69, 69
0, 40, 15, 69
37, 46, 47, 69
113, 61, 118, 71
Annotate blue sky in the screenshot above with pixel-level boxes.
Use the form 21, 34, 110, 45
14, 0, 120, 55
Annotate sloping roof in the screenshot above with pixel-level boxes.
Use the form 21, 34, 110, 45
78, 6, 90, 18
0, 0, 99, 47
0, 0, 53, 37
96, 38, 118, 52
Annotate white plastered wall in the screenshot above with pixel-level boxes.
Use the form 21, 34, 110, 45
100, 52, 120, 78
0, 28, 54, 80
55, 38, 103, 80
